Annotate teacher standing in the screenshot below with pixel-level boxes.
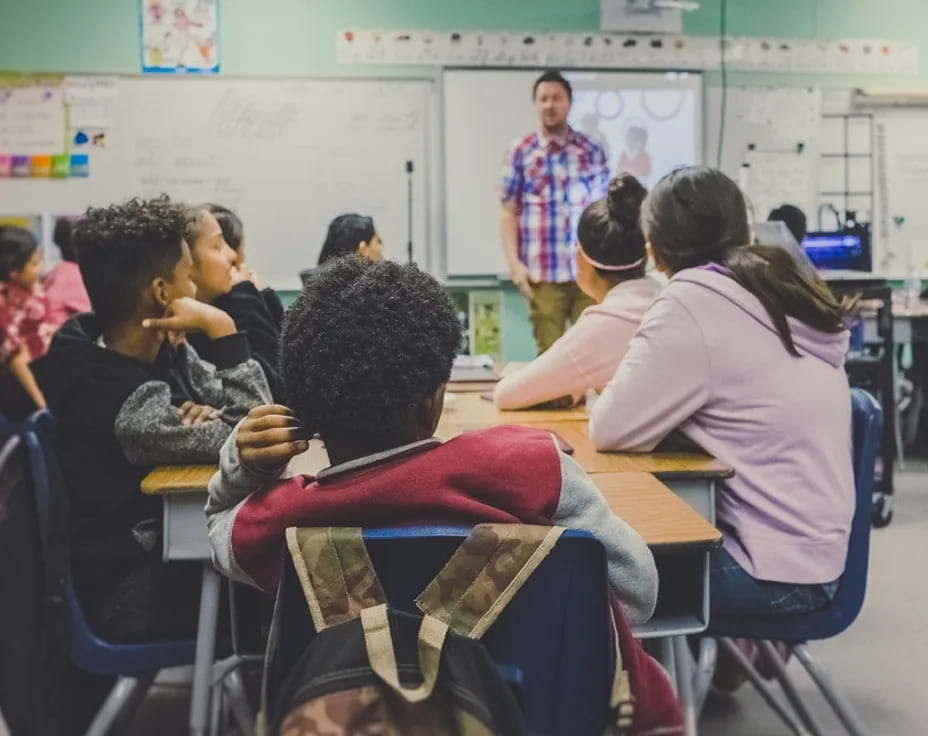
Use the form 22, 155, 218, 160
500, 70, 611, 354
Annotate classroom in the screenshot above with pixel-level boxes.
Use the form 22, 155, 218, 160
0, 0, 925, 734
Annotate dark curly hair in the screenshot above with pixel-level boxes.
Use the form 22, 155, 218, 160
283, 257, 461, 446
0, 226, 39, 281
74, 196, 186, 323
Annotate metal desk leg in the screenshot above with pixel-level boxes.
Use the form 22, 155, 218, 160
656, 638, 678, 696
673, 635, 698, 736
190, 564, 222, 736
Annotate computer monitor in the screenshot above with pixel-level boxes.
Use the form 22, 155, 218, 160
801, 231, 870, 272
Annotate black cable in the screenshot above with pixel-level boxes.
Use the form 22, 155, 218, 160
716, 0, 728, 169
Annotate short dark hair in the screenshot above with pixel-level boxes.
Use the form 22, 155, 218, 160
318, 214, 376, 266
533, 70, 572, 100
74, 196, 186, 323
52, 217, 79, 262
768, 204, 808, 245
282, 257, 461, 446
0, 227, 39, 281
205, 203, 244, 251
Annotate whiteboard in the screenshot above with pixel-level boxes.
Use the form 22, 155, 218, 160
443, 69, 702, 277
0, 76, 432, 290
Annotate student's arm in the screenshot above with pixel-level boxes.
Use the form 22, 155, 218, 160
114, 378, 244, 465
144, 297, 272, 424
494, 314, 605, 409
499, 146, 532, 300
206, 405, 307, 584
9, 351, 46, 409
553, 449, 658, 624
588, 293, 711, 452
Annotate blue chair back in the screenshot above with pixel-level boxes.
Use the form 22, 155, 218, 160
21, 411, 196, 676
708, 387, 882, 642
268, 527, 615, 736
0, 435, 53, 735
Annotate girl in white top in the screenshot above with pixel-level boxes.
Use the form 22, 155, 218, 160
494, 174, 661, 409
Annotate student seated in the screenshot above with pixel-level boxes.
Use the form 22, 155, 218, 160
206, 203, 285, 327
589, 167, 855, 619
184, 205, 284, 401
494, 174, 660, 409
207, 256, 685, 730
208, 256, 656, 617
0, 226, 52, 417
32, 196, 271, 641
45, 216, 91, 328
298, 213, 383, 284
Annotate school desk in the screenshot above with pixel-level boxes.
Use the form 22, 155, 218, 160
143, 435, 725, 736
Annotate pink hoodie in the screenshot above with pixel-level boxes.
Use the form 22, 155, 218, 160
589, 267, 854, 585
494, 277, 661, 409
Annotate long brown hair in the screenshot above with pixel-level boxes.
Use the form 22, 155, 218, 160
642, 167, 850, 356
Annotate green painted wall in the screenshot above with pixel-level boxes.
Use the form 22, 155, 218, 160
1, 0, 926, 81
0, 0, 923, 360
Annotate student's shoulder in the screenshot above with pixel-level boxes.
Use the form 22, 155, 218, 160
446, 424, 561, 465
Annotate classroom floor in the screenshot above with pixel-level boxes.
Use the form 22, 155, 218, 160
127, 463, 928, 736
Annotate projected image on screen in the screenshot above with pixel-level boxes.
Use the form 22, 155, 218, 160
569, 81, 697, 189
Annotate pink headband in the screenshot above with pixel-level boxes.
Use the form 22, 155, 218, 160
581, 249, 645, 272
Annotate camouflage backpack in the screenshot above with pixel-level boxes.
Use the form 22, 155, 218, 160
261, 524, 635, 736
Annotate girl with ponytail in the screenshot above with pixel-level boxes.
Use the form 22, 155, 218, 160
590, 166, 855, 619
494, 174, 661, 409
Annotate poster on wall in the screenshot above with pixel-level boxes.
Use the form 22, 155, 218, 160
140, 0, 220, 74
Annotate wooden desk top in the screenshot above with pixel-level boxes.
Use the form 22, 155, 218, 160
140, 463, 719, 551
141, 464, 216, 495
438, 392, 588, 434
594, 472, 721, 550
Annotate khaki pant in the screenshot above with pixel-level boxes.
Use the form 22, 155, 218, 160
528, 281, 596, 355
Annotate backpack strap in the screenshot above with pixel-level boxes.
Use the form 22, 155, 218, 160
415, 524, 564, 639
285, 527, 386, 631
360, 604, 449, 703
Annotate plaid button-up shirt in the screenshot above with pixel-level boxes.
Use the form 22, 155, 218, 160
500, 127, 609, 283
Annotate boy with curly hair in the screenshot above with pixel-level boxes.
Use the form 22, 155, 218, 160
33, 195, 271, 641
206, 257, 657, 623
206, 258, 688, 732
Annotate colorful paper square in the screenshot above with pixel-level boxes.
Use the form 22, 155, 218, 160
31, 155, 52, 177
11, 155, 31, 177
69, 154, 90, 178
0, 156, 11, 177
51, 154, 70, 178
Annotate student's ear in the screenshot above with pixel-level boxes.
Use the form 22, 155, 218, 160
357, 239, 370, 256
150, 276, 172, 311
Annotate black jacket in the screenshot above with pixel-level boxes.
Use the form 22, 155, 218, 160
32, 314, 270, 612
189, 281, 284, 401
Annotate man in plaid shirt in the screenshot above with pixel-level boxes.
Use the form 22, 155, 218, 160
500, 70, 610, 354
